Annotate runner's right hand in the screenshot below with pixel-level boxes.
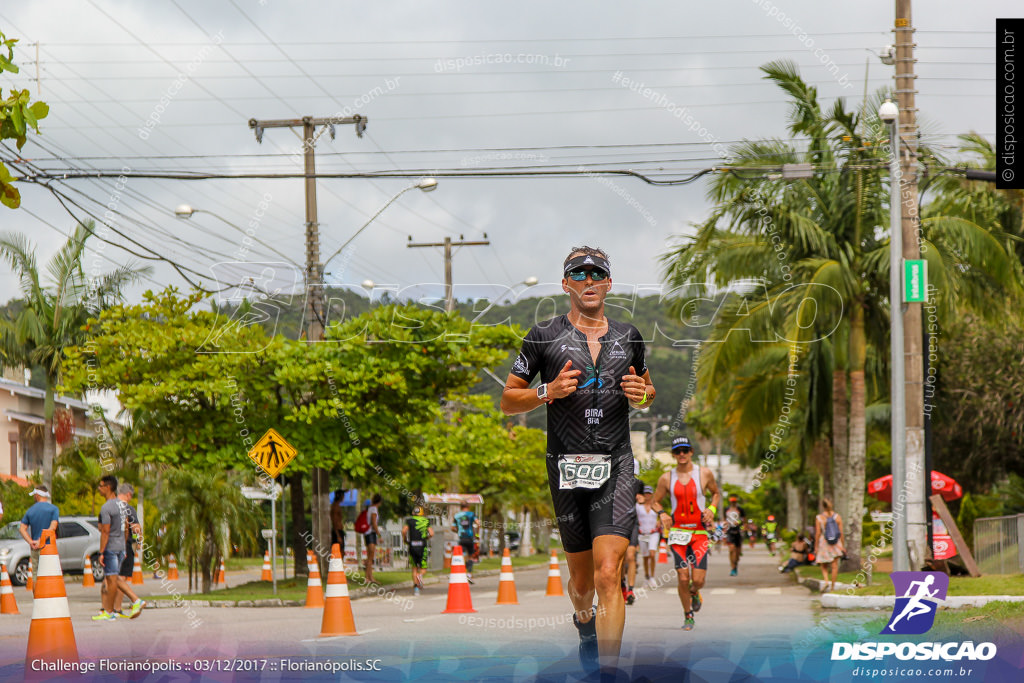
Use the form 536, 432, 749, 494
547, 360, 581, 399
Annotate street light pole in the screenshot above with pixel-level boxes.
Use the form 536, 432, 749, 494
470, 277, 538, 323
173, 206, 301, 269
322, 178, 438, 273
880, 99, 908, 572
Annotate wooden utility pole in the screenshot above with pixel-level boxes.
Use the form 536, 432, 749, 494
248, 114, 366, 574
407, 234, 489, 492
406, 235, 490, 312
894, 0, 928, 568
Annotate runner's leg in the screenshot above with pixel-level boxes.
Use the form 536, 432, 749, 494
676, 565, 692, 613
565, 548, 596, 618
591, 534, 629, 658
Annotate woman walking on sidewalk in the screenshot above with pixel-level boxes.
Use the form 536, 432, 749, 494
814, 498, 845, 593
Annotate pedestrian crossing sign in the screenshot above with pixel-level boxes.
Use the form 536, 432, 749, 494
248, 428, 297, 478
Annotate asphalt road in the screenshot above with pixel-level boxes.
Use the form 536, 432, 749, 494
0, 542, 837, 681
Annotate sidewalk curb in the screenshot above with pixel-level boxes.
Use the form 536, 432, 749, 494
147, 560, 551, 609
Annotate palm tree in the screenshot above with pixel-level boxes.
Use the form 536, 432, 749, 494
0, 221, 149, 489
661, 61, 1019, 569
155, 468, 260, 593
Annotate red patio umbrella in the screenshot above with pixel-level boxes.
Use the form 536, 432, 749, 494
866, 471, 963, 503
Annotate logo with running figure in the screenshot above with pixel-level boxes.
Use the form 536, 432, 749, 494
881, 572, 949, 635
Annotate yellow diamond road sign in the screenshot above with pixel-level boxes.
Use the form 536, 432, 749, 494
248, 428, 297, 478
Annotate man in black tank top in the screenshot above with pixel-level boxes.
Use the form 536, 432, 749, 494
501, 246, 655, 672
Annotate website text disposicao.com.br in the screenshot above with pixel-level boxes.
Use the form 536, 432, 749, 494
836, 640, 996, 678
851, 665, 977, 678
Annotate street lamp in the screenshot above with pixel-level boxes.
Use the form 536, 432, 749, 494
174, 204, 300, 268
470, 277, 539, 323
322, 177, 438, 271
880, 98, 908, 572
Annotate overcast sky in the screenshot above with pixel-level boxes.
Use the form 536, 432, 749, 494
0, 0, 1010, 312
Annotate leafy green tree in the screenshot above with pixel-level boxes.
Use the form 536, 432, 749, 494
0, 222, 149, 489
0, 29, 48, 209
661, 61, 1019, 569
932, 307, 1024, 490
63, 287, 529, 563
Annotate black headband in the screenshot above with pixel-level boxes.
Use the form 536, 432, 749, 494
563, 254, 610, 276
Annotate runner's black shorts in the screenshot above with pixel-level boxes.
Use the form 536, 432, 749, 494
119, 547, 134, 579
629, 522, 639, 547
409, 543, 428, 569
547, 451, 638, 553
727, 530, 744, 547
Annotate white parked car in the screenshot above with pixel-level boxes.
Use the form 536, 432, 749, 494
0, 517, 104, 585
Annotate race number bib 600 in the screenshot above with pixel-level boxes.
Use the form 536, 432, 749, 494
668, 528, 694, 546
558, 454, 612, 490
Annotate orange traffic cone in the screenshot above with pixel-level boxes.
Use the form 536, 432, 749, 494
81, 557, 95, 588
443, 542, 452, 571
319, 543, 357, 636
25, 529, 77, 668
260, 550, 272, 581
213, 559, 225, 586
657, 539, 669, 564
545, 549, 564, 596
0, 563, 19, 614
131, 553, 144, 585
25, 562, 32, 593
442, 545, 476, 613
304, 551, 324, 609
495, 548, 518, 605
167, 555, 179, 581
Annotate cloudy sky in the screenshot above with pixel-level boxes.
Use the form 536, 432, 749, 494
0, 0, 1009, 311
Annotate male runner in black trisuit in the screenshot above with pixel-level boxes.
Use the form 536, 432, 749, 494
501, 246, 655, 671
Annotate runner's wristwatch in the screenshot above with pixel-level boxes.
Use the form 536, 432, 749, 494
537, 383, 549, 401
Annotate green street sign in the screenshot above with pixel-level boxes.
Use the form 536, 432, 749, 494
904, 259, 928, 303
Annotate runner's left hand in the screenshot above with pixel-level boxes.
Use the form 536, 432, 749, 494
621, 366, 646, 403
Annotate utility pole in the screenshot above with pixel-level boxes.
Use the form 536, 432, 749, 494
893, 0, 927, 569
406, 235, 490, 312
248, 114, 366, 575
407, 234, 489, 493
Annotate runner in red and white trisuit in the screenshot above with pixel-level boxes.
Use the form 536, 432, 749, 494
651, 436, 721, 632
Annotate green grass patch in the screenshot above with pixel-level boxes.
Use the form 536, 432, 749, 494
224, 557, 268, 571
854, 601, 1024, 639
850, 574, 1024, 597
